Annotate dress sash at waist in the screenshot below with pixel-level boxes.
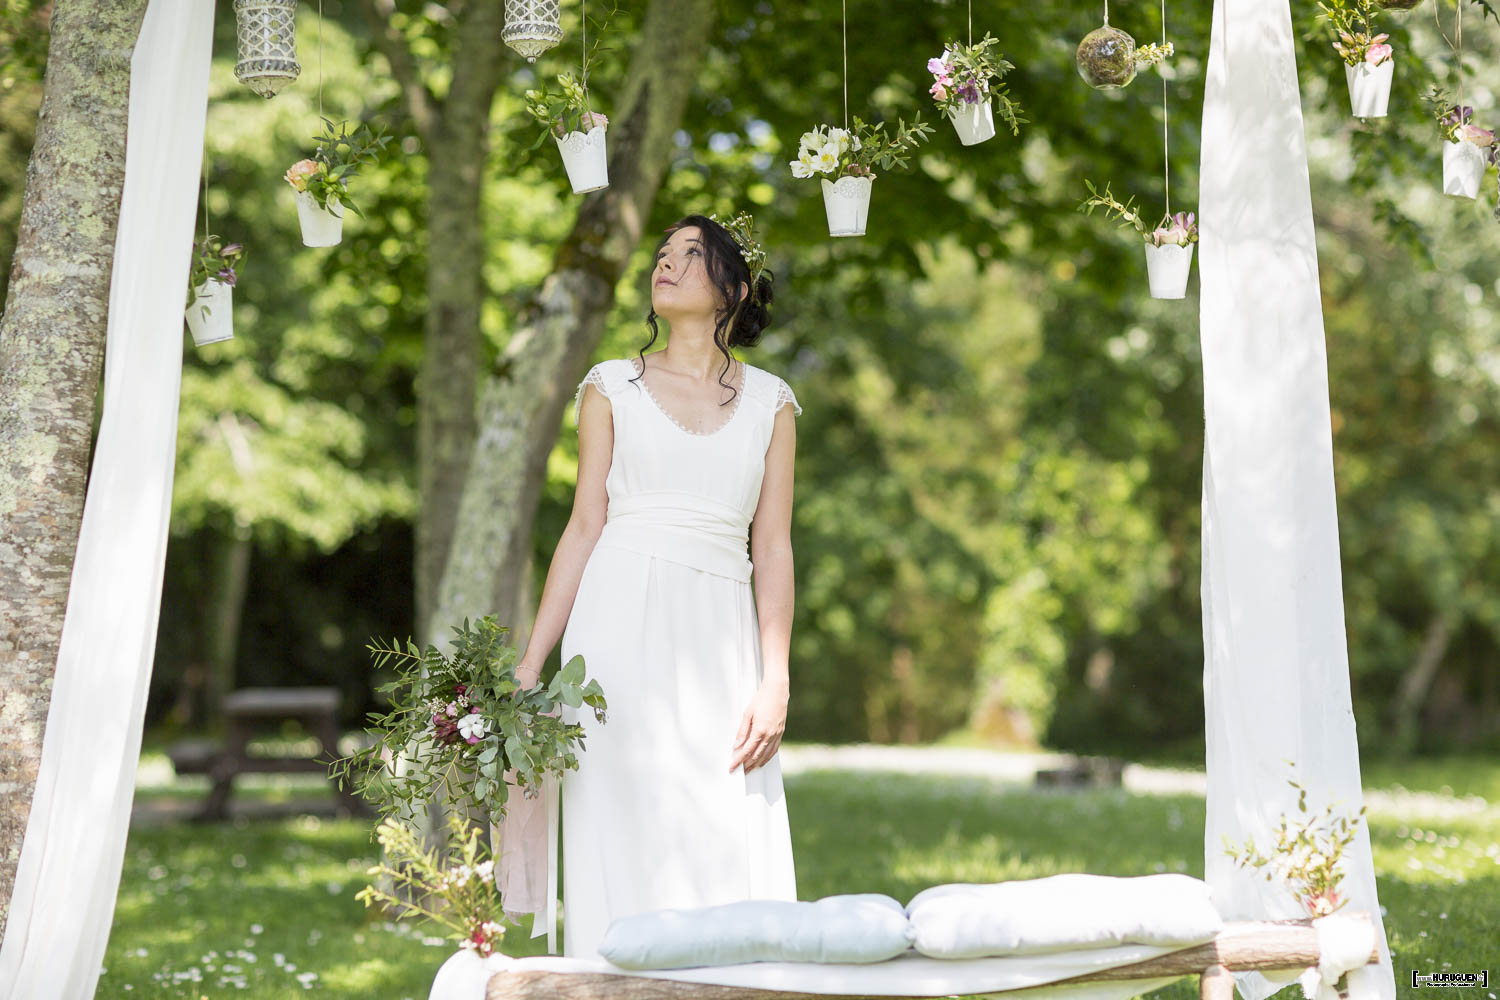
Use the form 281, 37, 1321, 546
597, 489, 753, 583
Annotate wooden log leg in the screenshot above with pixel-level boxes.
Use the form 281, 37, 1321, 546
1200, 963, 1235, 1000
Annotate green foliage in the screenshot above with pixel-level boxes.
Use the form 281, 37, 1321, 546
1078, 179, 1152, 240
328, 616, 605, 825
357, 812, 508, 956
1222, 768, 1369, 921
523, 71, 609, 148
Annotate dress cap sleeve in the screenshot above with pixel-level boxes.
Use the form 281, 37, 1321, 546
574, 361, 611, 425
774, 376, 802, 417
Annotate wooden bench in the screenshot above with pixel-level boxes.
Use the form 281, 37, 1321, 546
166, 686, 364, 821
482, 912, 1380, 1000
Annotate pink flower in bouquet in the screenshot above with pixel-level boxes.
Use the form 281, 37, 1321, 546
1364, 41, 1392, 66
930, 81, 949, 101
1151, 211, 1196, 247
927, 56, 948, 76
283, 158, 321, 192
1458, 122, 1495, 147
579, 110, 610, 131
1305, 886, 1343, 917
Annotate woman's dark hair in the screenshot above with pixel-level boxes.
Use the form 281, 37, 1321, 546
632, 213, 775, 407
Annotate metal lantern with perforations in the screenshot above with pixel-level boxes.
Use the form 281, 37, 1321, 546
504, 0, 563, 62
234, 0, 301, 99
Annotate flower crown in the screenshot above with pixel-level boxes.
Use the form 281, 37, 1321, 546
709, 210, 767, 303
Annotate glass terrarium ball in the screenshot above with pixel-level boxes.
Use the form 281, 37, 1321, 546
1076, 23, 1138, 89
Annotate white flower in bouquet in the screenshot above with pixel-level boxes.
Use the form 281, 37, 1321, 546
813, 145, 841, 173
789, 154, 816, 178
457, 713, 488, 743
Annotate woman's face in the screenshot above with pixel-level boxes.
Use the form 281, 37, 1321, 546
651, 226, 718, 318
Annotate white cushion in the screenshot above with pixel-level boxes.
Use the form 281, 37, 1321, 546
598, 893, 913, 970
905, 873, 1222, 958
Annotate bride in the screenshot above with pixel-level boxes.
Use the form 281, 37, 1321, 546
509, 212, 804, 960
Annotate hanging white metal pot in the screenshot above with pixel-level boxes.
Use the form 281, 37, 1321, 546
1344, 60, 1393, 119
1144, 242, 1193, 299
821, 175, 873, 237
294, 189, 344, 247
185, 280, 235, 346
1442, 138, 1486, 199
234, 0, 301, 99
504, 0, 563, 62
950, 98, 996, 146
555, 123, 610, 194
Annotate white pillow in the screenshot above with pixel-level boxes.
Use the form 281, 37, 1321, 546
598, 893, 914, 970
905, 873, 1222, 958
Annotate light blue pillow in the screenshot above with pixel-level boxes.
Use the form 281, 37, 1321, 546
598, 893, 914, 970
905, 873, 1223, 958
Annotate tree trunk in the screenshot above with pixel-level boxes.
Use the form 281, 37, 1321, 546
0, 0, 150, 933
429, 0, 719, 648
1390, 609, 1457, 756
204, 524, 253, 723
412, 2, 503, 648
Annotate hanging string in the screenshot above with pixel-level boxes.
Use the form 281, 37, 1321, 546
1103, 0, 1109, 27
582, 0, 593, 117
201, 155, 210, 245
1161, 0, 1170, 218
841, 0, 848, 129
1434, 0, 1464, 115
317, 0, 325, 121
967, 0, 972, 46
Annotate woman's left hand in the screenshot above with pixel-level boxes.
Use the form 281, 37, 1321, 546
729, 682, 788, 774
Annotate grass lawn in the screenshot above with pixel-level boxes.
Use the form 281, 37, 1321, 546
100, 748, 1500, 999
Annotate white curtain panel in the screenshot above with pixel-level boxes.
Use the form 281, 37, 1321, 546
0, 0, 214, 995
1198, 1, 1394, 1000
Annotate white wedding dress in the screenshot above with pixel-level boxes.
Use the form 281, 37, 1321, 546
555, 355, 802, 961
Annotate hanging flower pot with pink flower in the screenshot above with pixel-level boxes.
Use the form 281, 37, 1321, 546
1079, 180, 1198, 300
526, 72, 610, 194
284, 116, 391, 247
1425, 92, 1493, 199
789, 115, 934, 237
925, 33, 1026, 147
184, 235, 246, 347
1320, 0, 1394, 119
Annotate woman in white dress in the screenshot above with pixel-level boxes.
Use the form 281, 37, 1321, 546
511, 213, 802, 961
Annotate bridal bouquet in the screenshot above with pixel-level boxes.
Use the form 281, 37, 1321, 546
328, 615, 606, 825
358, 812, 508, 957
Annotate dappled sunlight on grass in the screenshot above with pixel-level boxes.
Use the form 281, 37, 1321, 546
104, 760, 1498, 999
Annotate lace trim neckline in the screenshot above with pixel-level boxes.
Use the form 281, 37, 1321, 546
626, 356, 750, 438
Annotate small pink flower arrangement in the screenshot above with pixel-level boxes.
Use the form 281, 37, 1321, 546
1150, 211, 1198, 248
283, 117, 390, 218
923, 34, 1026, 137
1318, 0, 1392, 67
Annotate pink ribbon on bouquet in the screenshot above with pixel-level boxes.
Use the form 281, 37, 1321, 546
491, 707, 561, 953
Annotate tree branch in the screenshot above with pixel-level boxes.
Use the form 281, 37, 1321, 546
362, 0, 440, 144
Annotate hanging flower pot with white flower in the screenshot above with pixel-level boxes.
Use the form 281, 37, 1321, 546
284, 116, 392, 248
526, 72, 610, 194
926, 33, 1026, 146
789, 115, 934, 237
1320, 0, 1394, 119
184, 236, 245, 347
1079, 180, 1198, 300
1425, 93, 1493, 199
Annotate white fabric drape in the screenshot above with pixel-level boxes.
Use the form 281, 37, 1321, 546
1198, 2, 1394, 1000
0, 0, 214, 994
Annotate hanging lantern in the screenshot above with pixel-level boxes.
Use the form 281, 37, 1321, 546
504, 0, 563, 62
234, 0, 301, 99
1076, 23, 1138, 89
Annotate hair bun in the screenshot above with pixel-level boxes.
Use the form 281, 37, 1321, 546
731, 269, 774, 346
